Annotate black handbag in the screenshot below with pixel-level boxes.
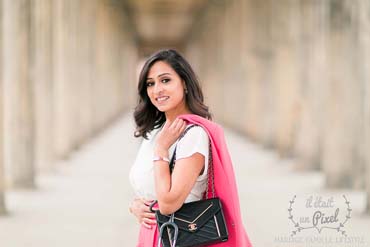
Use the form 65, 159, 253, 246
150, 125, 229, 247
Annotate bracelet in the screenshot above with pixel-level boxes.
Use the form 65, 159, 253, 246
153, 156, 170, 163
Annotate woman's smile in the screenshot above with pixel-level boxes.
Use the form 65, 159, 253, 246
156, 96, 170, 103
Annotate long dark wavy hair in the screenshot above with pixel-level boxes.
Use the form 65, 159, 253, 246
134, 49, 212, 139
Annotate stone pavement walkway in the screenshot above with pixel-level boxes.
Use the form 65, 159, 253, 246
0, 113, 369, 247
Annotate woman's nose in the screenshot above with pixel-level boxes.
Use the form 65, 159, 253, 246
153, 82, 163, 94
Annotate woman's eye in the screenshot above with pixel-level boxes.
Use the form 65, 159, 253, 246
146, 82, 154, 87
162, 78, 170, 83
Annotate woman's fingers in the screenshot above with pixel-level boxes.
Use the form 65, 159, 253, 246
142, 199, 154, 206
180, 120, 187, 133
174, 118, 183, 130
141, 216, 157, 229
170, 118, 185, 133
144, 212, 156, 219
130, 198, 158, 230
143, 217, 157, 225
168, 118, 179, 131
141, 221, 153, 229
163, 119, 172, 130
177, 119, 187, 137
179, 118, 186, 128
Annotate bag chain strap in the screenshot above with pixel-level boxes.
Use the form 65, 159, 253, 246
205, 140, 215, 198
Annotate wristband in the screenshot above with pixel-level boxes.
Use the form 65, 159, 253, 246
153, 156, 170, 163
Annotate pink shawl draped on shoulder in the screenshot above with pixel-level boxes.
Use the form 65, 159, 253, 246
136, 114, 252, 247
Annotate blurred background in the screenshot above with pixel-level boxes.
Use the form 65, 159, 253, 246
0, 0, 370, 246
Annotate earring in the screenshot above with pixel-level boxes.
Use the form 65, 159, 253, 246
184, 88, 188, 94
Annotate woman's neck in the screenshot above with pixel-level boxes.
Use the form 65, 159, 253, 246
165, 106, 192, 122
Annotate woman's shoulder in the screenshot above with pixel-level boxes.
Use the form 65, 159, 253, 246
178, 124, 209, 146
175, 124, 209, 159
185, 124, 208, 137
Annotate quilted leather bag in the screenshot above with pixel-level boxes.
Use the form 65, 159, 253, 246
150, 125, 229, 247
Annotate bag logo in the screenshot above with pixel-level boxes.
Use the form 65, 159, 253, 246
188, 223, 197, 231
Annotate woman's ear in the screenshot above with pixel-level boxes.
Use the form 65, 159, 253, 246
182, 80, 188, 94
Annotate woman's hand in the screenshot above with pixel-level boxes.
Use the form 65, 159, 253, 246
129, 198, 157, 229
155, 118, 187, 153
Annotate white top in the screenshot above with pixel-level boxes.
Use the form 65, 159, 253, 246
129, 124, 209, 203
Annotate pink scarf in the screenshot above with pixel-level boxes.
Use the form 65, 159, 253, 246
137, 114, 252, 247
179, 114, 252, 247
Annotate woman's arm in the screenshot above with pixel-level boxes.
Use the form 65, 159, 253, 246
154, 151, 204, 214
154, 119, 205, 215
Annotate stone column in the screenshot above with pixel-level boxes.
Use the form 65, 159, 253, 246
52, 0, 74, 158
198, 3, 225, 124
269, 0, 301, 157
366, 37, 370, 212
322, 0, 363, 188
3, 0, 35, 188
73, 0, 96, 146
219, 0, 244, 129
358, 0, 370, 213
0, 80, 5, 214
66, 0, 95, 149
293, 1, 329, 170
0, 0, 6, 213
242, 0, 274, 144
120, 24, 138, 111
94, 0, 128, 129
31, 0, 54, 172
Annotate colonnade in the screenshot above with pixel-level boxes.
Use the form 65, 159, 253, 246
0, 0, 138, 214
186, 0, 370, 213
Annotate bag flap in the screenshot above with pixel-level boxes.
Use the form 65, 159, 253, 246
156, 198, 222, 233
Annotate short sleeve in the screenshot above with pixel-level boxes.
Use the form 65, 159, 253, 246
176, 125, 209, 163
174, 125, 210, 198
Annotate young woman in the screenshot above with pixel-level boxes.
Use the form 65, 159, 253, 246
129, 49, 252, 246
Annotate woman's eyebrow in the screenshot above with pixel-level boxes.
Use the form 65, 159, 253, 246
147, 72, 171, 80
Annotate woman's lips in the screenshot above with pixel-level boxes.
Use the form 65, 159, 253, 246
156, 96, 169, 103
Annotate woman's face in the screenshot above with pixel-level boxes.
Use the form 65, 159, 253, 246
146, 61, 187, 114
